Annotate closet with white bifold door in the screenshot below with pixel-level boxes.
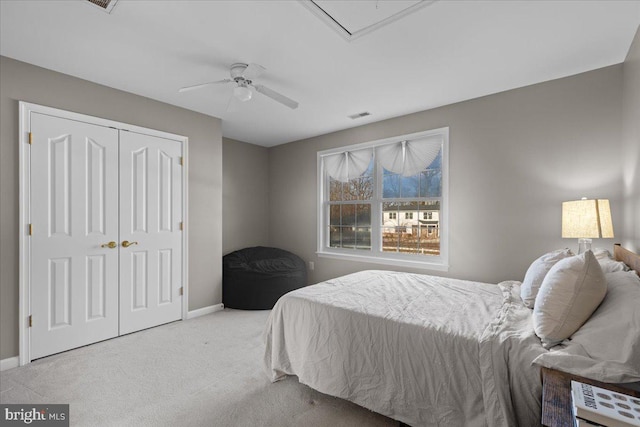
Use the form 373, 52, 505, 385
19, 102, 188, 363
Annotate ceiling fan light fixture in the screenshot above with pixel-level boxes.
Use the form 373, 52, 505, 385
234, 85, 252, 102
179, 62, 298, 109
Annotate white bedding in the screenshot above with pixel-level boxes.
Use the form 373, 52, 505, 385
264, 270, 547, 427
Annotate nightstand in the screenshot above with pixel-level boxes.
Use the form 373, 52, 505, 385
541, 367, 640, 427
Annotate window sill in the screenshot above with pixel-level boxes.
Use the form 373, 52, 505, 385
316, 250, 449, 272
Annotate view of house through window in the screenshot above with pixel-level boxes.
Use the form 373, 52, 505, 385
319, 128, 448, 267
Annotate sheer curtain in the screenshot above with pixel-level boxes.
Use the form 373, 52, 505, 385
376, 135, 442, 176
323, 148, 373, 182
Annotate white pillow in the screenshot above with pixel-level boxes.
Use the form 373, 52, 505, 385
591, 248, 630, 273
520, 248, 574, 308
533, 250, 607, 349
592, 247, 613, 260
533, 270, 640, 382
599, 258, 629, 273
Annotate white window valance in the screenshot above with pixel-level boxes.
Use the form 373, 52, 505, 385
323, 148, 373, 182
376, 135, 442, 177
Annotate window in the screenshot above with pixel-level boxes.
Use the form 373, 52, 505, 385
317, 128, 448, 270
327, 161, 373, 251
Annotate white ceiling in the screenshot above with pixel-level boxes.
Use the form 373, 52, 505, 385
1, 1, 639, 147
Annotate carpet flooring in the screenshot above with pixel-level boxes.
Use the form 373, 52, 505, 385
0, 309, 399, 426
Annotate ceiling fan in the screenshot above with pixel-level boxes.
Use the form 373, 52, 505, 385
179, 63, 299, 110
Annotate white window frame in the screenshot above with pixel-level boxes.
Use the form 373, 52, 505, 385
316, 127, 449, 271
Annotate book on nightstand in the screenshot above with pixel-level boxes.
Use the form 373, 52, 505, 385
571, 380, 640, 427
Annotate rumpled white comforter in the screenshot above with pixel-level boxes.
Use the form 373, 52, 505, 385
264, 270, 547, 427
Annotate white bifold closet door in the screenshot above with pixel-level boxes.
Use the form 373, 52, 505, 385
30, 113, 120, 359
119, 131, 183, 335
29, 113, 183, 360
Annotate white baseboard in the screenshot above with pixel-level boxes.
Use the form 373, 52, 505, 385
2, 307, 223, 370
187, 303, 224, 319
1, 356, 19, 371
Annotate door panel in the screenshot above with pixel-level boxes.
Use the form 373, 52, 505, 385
131, 147, 148, 233
119, 131, 182, 334
86, 255, 107, 319
49, 257, 71, 328
158, 249, 172, 304
30, 113, 119, 360
49, 134, 71, 237
86, 138, 107, 236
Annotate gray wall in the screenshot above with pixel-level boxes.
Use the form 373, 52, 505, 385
2, 38, 637, 360
622, 26, 640, 253
222, 137, 270, 254
269, 65, 624, 286
0, 56, 223, 360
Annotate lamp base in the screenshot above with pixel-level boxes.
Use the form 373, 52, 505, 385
577, 238, 592, 254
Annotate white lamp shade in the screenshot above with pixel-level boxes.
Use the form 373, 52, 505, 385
562, 199, 614, 239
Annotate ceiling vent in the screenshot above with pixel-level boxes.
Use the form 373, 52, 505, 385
348, 112, 371, 120
86, 0, 119, 13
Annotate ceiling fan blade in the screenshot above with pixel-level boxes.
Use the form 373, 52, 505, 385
254, 84, 299, 109
178, 79, 232, 93
242, 63, 265, 80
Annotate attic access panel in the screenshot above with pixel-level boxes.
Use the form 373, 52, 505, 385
302, 0, 434, 41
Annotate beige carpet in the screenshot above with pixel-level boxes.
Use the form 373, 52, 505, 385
0, 309, 399, 427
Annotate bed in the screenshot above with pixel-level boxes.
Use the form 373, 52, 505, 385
263, 245, 640, 426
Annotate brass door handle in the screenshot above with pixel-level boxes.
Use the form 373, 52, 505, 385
121, 240, 138, 248
101, 241, 117, 249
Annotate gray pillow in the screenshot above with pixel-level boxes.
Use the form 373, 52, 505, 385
593, 247, 630, 273
520, 248, 574, 308
533, 250, 607, 349
533, 270, 640, 382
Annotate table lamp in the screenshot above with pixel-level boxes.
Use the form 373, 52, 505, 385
562, 198, 614, 254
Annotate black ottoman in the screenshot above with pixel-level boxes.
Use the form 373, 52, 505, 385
223, 246, 307, 310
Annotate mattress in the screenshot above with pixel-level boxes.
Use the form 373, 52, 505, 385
264, 270, 547, 426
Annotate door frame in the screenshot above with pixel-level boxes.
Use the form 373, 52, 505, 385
19, 101, 189, 365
